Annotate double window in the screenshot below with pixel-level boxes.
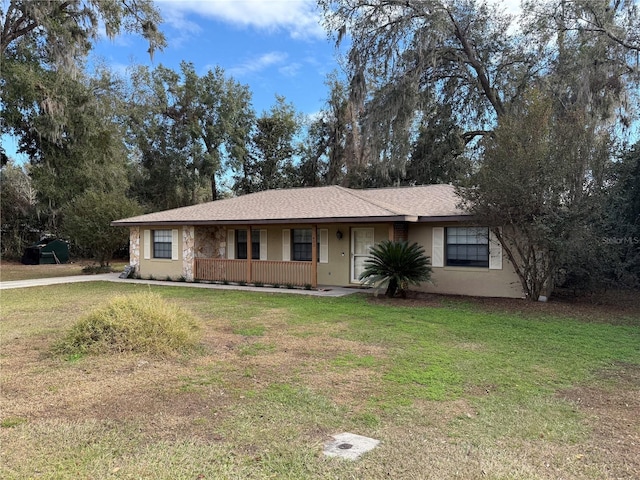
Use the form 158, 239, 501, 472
236, 229, 260, 260
446, 227, 489, 268
153, 230, 173, 259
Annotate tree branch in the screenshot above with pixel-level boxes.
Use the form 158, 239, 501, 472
461, 130, 492, 144
446, 7, 506, 118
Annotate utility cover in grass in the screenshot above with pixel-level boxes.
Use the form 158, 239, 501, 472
323, 433, 380, 460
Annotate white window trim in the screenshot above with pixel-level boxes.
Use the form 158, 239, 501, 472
227, 229, 235, 259
432, 227, 444, 267
489, 228, 503, 270
319, 229, 328, 263
171, 229, 179, 260
259, 229, 268, 260
143, 229, 151, 260
282, 229, 291, 261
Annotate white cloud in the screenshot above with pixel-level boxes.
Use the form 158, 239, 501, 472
161, 8, 203, 47
278, 62, 302, 77
157, 0, 324, 40
228, 51, 289, 76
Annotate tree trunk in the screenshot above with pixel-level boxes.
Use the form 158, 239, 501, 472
211, 174, 217, 201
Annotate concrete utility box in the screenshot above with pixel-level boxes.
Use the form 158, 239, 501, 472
21, 239, 70, 265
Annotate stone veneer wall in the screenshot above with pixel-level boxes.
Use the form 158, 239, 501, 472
129, 227, 140, 272
182, 226, 195, 281
194, 226, 227, 259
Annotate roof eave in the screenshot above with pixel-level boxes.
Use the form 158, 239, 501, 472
417, 214, 474, 222
111, 215, 420, 227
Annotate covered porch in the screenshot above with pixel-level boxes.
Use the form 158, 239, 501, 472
193, 224, 321, 287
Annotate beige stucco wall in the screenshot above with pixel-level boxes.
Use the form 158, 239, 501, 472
137, 226, 184, 280
408, 223, 524, 298
132, 221, 523, 298
317, 224, 390, 286
318, 225, 350, 286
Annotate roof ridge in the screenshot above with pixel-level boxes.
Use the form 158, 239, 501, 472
335, 186, 408, 216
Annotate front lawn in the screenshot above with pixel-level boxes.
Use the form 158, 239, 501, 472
1, 283, 638, 479
0, 260, 127, 282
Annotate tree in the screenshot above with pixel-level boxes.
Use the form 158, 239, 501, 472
127, 62, 254, 207
319, 0, 532, 172
18, 69, 131, 232
459, 89, 613, 300
1, 0, 165, 150
62, 190, 142, 266
233, 96, 300, 194
1, 0, 165, 61
359, 240, 432, 298
0, 160, 39, 258
404, 104, 467, 185
318, 0, 639, 176
601, 142, 640, 288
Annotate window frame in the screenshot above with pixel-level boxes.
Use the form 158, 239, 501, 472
292, 228, 312, 262
236, 229, 260, 260
291, 228, 321, 262
152, 229, 173, 259
445, 226, 489, 268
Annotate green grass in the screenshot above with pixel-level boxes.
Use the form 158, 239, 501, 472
1, 283, 638, 479
0, 417, 27, 428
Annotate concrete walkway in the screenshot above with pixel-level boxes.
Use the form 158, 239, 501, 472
0, 272, 370, 297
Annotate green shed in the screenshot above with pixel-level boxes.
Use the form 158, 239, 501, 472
21, 239, 70, 265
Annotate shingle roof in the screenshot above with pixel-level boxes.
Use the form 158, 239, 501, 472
112, 184, 468, 226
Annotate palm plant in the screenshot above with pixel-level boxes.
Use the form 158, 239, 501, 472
359, 240, 432, 298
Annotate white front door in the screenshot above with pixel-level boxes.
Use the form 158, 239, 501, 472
351, 228, 375, 283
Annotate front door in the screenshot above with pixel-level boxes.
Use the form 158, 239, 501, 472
351, 228, 375, 283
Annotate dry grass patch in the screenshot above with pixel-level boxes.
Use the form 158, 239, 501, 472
0, 260, 127, 281
54, 292, 202, 356
557, 364, 640, 479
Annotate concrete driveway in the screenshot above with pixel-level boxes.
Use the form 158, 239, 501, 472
0, 273, 370, 297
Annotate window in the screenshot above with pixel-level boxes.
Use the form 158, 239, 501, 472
236, 229, 260, 260
283, 229, 326, 262
292, 229, 313, 261
153, 230, 172, 259
446, 227, 489, 267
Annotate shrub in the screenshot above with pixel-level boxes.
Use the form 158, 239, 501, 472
54, 293, 201, 356
359, 240, 432, 298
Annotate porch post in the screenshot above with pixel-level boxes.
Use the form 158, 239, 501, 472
388, 223, 394, 241
246, 225, 252, 284
311, 224, 318, 288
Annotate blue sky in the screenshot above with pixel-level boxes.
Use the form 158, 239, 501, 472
94, 0, 340, 116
